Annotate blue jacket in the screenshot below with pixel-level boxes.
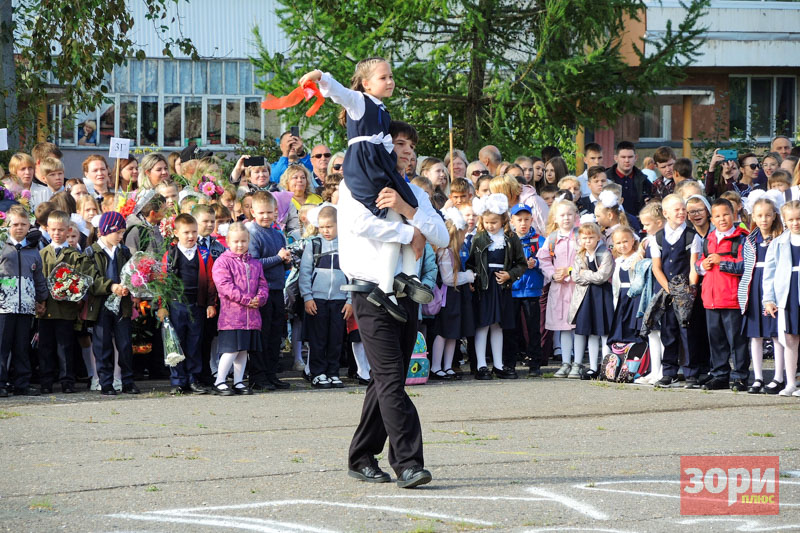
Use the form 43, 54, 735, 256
270, 154, 312, 184
762, 230, 798, 310
248, 222, 289, 290
512, 229, 546, 298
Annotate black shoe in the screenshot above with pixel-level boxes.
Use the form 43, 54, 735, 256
101, 385, 117, 396
683, 377, 699, 389
62, 383, 76, 394
212, 384, 234, 396
40, 386, 53, 394
748, 379, 764, 394
170, 386, 186, 395
696, 374, 713, 386
764, 380, 785, 395
394, 273, 434, 304
0, 387, 7, 398
493, 367, 517, 379
233, 383, 253, 395
444, 368, 462, 381
430, 370, 452, 381
396, 466, 432, 489
475, 367, 492, 380
731, 379, 748, 392
580, 368, 598, 381
702, 377, 729, 390
267, 376, 291, 390
302, 372, 311, 383
186, 383, 209, 395
121, 383, 140, 394
14, 387, 41, 396
349, 465, 391, 483
250, 382, 275, 393
654, 376, 679, 388
366, 287, 408, 323
356, 377, 371, 386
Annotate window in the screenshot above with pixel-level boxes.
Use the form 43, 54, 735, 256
729, 75, 796, 139
51, 59, 269, 149
639, 104, 671, 142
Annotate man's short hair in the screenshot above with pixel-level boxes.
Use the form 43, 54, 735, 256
653, 146, 677, 164
40, 157, 64, 176
142, 194, 166, 216
251, 190, 276, 208
47, 210, 70, 226
317, 205, 337, 223
450, 177, 470, 194
191, 204, 215, 218
711, 197, 734, 213
174, 213, 197, 229
34, 201, 56, 227
388, 121, 418, 145
6, 205, 30, 221
673, 158, 693, 179
584, 143, 602, 155
615, 141, 636, 154
32, 142, 63, 162
587, 166, 606, 181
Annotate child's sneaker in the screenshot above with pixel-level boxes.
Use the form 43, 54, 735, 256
90, 377, 100, 391
329, 376, 344, 388
113, 378, 122, 391
654, 376, 679, 388
554, 363, 571, 378
311, 374, 332, 389
567, 363, 582, 379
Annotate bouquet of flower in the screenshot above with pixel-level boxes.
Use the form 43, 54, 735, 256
194, 174, 225, 200
161, 317, 186, 367
47, 262, 93, 302
159, 214, 176, 241
0, 220, 9, 248
105, 251, 183, 313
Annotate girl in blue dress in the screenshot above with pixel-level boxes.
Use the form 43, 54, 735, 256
567, 223, 614, 378
299, 59, 431, 321
763, 200, 800, 397
741, 196, 785, 394
608, 226, 642, 345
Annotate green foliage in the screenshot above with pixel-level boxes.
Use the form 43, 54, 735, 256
2, 1, 198, 149
250, 0, 709, 162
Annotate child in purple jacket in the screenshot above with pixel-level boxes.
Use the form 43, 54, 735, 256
211, 222, 270, 395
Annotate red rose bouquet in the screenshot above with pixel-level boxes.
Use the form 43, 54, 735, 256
194, 174, 225, 200
105, 251, 183, 313
47, 262, 92, 302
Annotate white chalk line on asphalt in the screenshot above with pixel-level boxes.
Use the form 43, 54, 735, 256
677, 517, 800, 531
573, 479, 800, 506
525, 487, 609, 520
109, 513, 328, 533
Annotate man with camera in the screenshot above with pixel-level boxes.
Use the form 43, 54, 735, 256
271, 130, 313, 185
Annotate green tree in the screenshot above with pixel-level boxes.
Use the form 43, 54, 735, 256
0, 0, 198, 150
251, 0, 709, 161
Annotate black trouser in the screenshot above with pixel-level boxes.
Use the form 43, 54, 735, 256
306, 299, 346, 378
92, 307, 134, 388
38, 318, 75, 387
348, 294, 423, 476
508, 297, 543, 369
250, 289, 285, 386
660, 302, 691, 378
706, 308, 749, 381
688, 290, 711, 375
0, 313, 34, 390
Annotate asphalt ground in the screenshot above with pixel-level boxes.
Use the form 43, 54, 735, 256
1, 365, 799, 533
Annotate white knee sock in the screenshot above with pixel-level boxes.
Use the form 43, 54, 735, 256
233, 351, 247, 387
490, 323, 504, 369
573, 334, 587, 366
431, 336, 446, 373
443, 339, 457, 371
475, 325, 490, 369
772, 337, 785, 383
216, 352, 237, 387
352, 342, 370, 380
588, 335, 601, 371
560, 330, 574, 364
648, 331, 663, 381
750, 338, 764, 381
401, 241, 417, 277
600, 335, 610, 356
782, 334, 799, 392
378, 210, 403, 297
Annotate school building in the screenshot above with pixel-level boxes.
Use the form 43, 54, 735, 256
36, 0, 800, 175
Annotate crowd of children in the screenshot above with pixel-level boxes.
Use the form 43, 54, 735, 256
2, 137, 800, 398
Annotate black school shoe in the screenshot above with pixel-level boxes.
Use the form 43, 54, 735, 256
348, 465, 391, 483
396, 466, 432, 489
0, 387, 8, 397
101, 385, 117, 396
267, 376, 291, 390
493, 367, 518, 379
394, 273, 434, 304
366, 287, 409, 323
702, 377, 730, 390
731, 379, 748, 392
121, 383, 140, 394
475, 367, 492, 380
764, 380, 785, 395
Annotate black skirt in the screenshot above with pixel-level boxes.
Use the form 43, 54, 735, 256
217, 329, 262, 353
434, 284, 476, 339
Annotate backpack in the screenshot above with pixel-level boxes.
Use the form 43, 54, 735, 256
421, 283, 447, 316
284, 237, 324, 311
653, 227, 698, 255
547, 227, 579, 258
701, 232, 746, 262
600, 342, 650, 383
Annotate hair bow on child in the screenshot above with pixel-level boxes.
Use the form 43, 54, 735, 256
744, 188, 784, 214
262, 81, 325, 117
598, 190, 619, 209
580, 213, 597, 225
307, 202, 336, 228
442, 207, 466, 230
473, 193, 509, 217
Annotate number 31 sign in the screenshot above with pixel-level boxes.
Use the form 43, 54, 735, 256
109, 137, 131, 159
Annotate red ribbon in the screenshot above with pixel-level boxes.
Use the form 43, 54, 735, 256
261, 81, 325, 117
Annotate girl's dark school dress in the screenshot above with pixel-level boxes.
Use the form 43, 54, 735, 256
433, 257, 476, 340
608, 260, 642, 343
476, 247, 515, 329
217, 330, 262, 354
574, 254, 614, 336
343, 95, 417, 218
784, 243, 800, 335
742, 234, 778, 338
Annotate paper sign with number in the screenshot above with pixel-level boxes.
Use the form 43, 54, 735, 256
0, 128, 8, 151
109, 137, 131, 159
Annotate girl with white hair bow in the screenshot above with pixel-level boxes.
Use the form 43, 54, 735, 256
466, 194, 527, 380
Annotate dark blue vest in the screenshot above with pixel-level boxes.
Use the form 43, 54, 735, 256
661, 229, 692, 279
105, 251, 119, 283
175, 252, 199, 303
